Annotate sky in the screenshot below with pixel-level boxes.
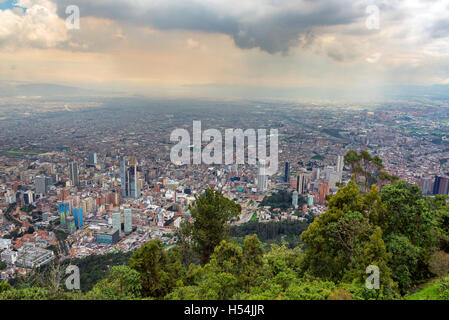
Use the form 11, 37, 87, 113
1, 0, 449, 100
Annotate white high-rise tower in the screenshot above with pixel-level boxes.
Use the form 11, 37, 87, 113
257, 160, 268, 192
292, 190, 299, 209
336, 155, 344, 182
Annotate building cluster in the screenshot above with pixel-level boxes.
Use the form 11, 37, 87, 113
0, 98, 449, 280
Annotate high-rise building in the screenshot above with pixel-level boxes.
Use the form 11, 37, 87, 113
284, 162, 289, 182
296, 171, 305, 194
336, 155, 344, 173
124, 208, 132, 233
433, 176, 441, 195
257, 160, 267, 192
120, 156, 127, 198
120, 156, 141, 199
59, 203, 66, 226
336, 155, 344, 183
324, 166, 334, 181
418, 177, 434, 195
318, 182, 330, 205
434, 176, 449, 195
73, 208, 83, 228
128, 156, 140, 198
112, 211, 121, 236
88, 152, 97, 167
328, 171, 340, 190
79, 208, 84, 228
292, 190, 298, 208
69, 162, 79, 187
66, 216, 76, 234
307, 194, 315, 207
35, 176, 51, 195
23, 190, 35, 205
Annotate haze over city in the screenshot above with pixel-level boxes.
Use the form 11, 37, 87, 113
1, 0, 449, 306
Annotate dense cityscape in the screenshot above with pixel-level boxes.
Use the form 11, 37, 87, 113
2, 0, 449, 307
0, 96, 448, 281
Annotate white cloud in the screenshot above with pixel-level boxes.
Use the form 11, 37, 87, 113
0, 0, 68, 48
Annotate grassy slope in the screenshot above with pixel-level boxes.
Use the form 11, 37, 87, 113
405, 279, 442, 300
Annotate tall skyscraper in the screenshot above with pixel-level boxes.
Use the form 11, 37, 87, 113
120, 156, 141, 199
35, 176, 51, 195
120, 156, 127, 198
318, 182, 330, 205
69, 162, 79, 187
336, 155, 344, 173
128, 156, 140, 199
66, 216, 76, 234
78, 208, 84, 228
73, 208, 84, 228
112, 211, 121, 236
329, 171, 340, 190
292, 190, 299, 208
296, 171, 305, 194
124, 208, 132, 233
88, 152, 97, 167
307, 194, 314, 207
336, 155, 344, 183
434, 176, 449, 195
73, 208, 80, 228
433, 176, 442, 195
418, 177, 434, 195
59, 203, 66, 226
257, 160, 267, 192
284, 162, 289, 182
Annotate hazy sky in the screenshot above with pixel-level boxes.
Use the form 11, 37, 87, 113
1, 0, 449, 99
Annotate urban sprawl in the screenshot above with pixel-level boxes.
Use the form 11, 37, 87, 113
0, 97, 448, 281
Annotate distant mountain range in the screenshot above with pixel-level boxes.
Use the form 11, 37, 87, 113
0, 83, 108, 97
1, 81, 449, 101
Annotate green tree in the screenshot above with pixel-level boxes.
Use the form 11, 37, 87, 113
183, 188, 241, 265
87, 265, 141, 300
344, 150, 390, 192
129, 239, 183, 298
175, 220, 196, 268
345, 227, 397, 299
209, 240, 243, 276
0, 281, 11, 293
384, 234, 420, 293
380, 180, 437, 291
430, 195, 449, 251
166, 241, 243, 300
300, 179, 372, 281
241, 235, 265, 290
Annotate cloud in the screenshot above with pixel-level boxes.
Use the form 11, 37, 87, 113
428, 18, 449, 39
55, 0, 368, 54
0, 0, 68, 48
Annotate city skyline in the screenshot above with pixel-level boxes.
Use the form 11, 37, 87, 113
1, 0, 449, 303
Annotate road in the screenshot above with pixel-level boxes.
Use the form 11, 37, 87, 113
233, 200, 258, 225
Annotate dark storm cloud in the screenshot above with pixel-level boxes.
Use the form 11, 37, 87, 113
56, 0, 369, 54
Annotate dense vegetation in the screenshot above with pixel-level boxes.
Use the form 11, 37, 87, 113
1, 150, 449, 300
9, 251, 134, 293
62, 252, 134, 292
230, 220, 310, 248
